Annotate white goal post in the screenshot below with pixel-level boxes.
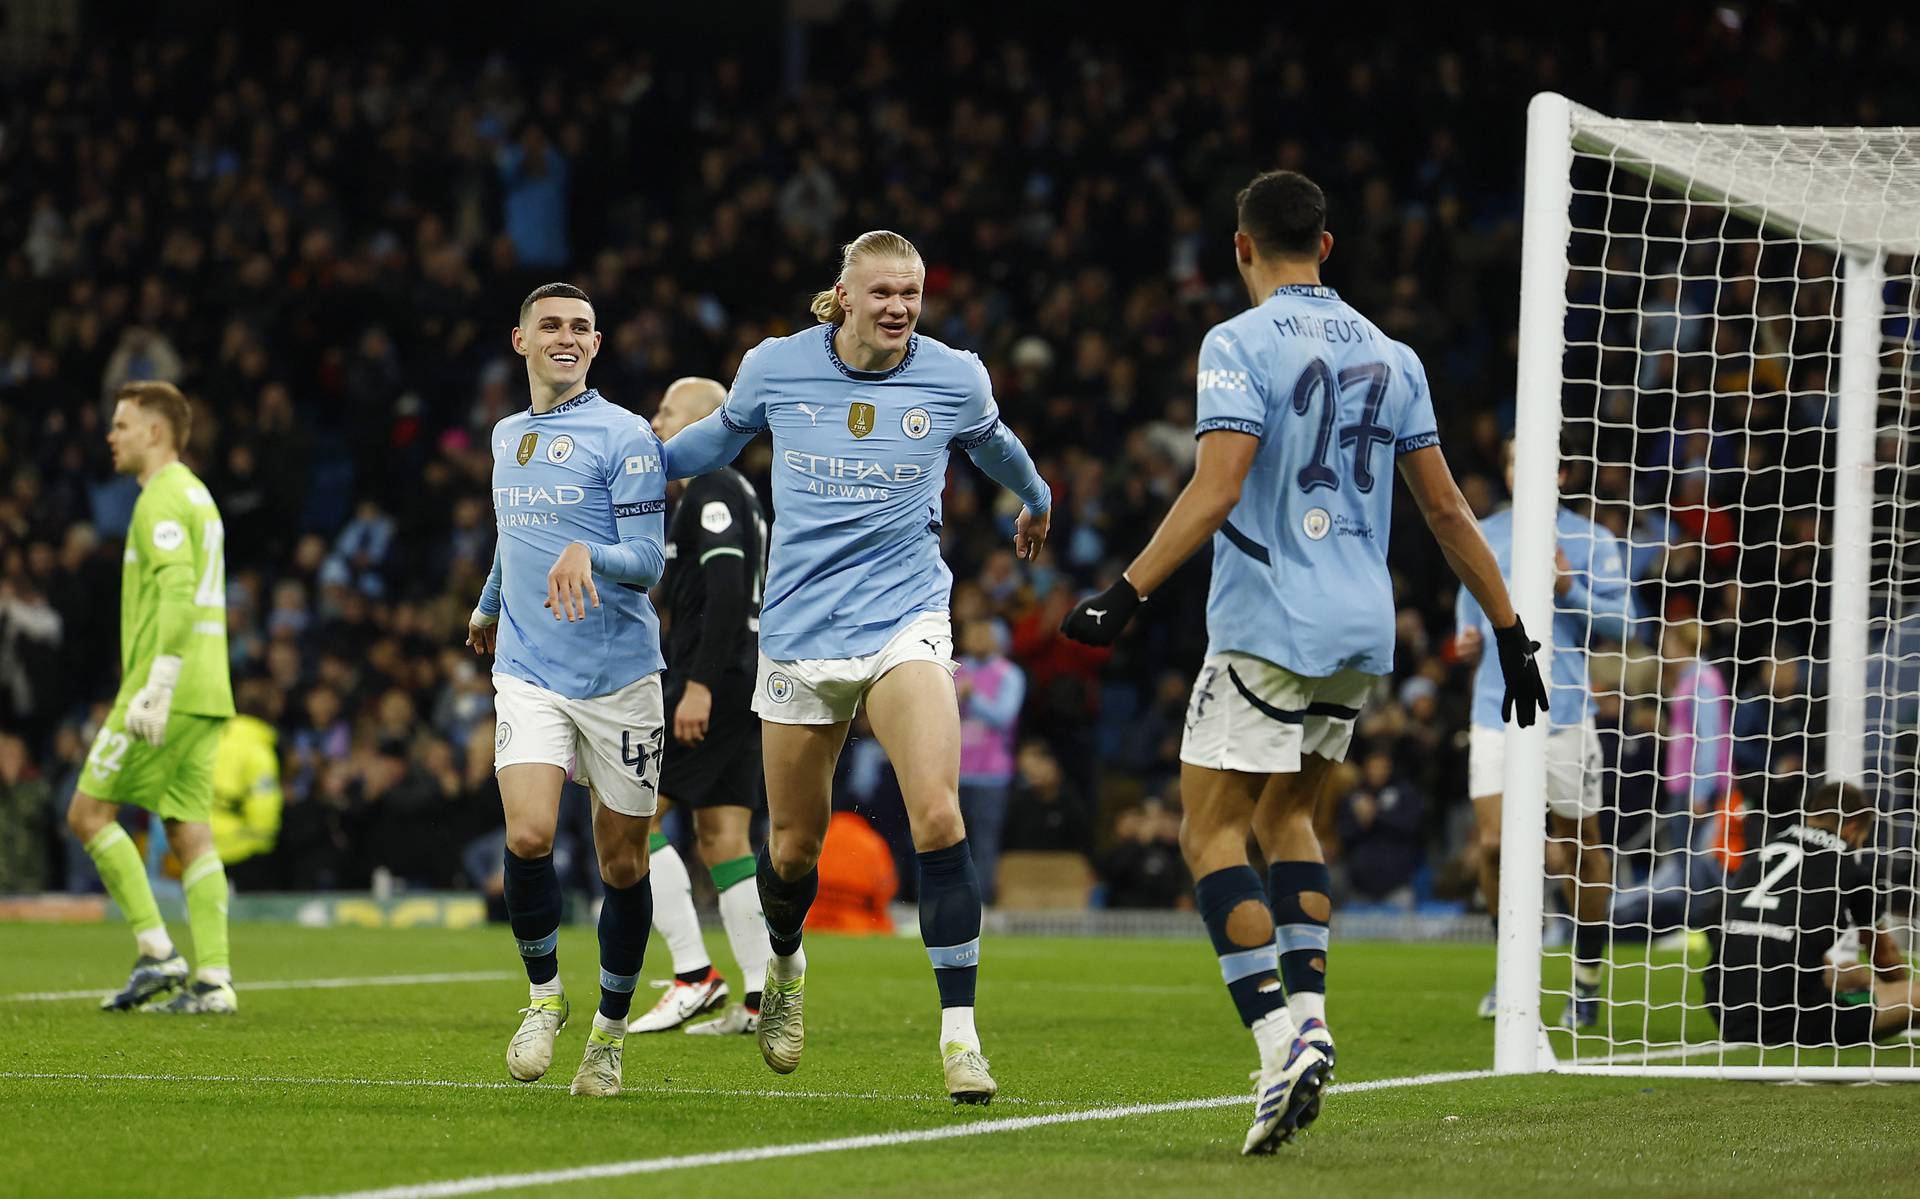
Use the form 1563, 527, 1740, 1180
1497, 92, 1920, 1080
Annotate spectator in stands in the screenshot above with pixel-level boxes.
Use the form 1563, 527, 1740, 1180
1731, 651, 1813, 782
1336, 745, 1429, 907
214, 680, 286, 891
0, 567, 64, 747
1003, 739, 1093, 857
955, 618, 1026, 905
0, 733, 52, 892
808, 808, 899, 936
1098, 799, 1190, 910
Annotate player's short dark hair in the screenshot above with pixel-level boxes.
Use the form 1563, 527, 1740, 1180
118, 380, 192, 451
1809, 781, 1873, 829
1236, 170, 1327, 259
518, 282, 593, 327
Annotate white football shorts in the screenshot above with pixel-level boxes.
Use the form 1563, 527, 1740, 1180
492, 670, 665, 818
754, 611, 956, 725
1468, 719, 1601, 820
1179, 651, 1376, 774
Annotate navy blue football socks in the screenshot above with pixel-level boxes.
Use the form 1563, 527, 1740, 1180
1196, 866, 1287, 1027
596, 872, 653, 1021
918, 839, 982, 1009
503, 848, 562, 986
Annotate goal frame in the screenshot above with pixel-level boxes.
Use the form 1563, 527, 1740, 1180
1495, 91, 1911, 1080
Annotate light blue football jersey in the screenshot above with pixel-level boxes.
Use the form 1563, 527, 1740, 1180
1195, 284, 1440, 677
688, 325, 1048, 661
483, 389, 667, 699
1456, 506, 1633, 729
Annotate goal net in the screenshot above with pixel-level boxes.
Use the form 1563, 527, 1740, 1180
1497, 93, 1920, 1080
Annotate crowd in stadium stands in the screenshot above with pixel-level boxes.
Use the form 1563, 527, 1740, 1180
2, 9, 1912, 911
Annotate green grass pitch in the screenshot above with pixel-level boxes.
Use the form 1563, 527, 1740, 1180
3, 922, 1918, 1197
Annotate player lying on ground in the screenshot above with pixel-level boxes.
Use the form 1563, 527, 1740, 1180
660, 230, 1052, 1104
1456, 436, 1633, 1029
68, 381, 239, 1015
630, 377, 775, 1038
466, 283, 670, 1098
1061, 170, 1547, 1155
1705, 782, 1920, 1046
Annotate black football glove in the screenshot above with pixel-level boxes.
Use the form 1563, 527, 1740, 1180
1493, 615, 1549, 728
1060, 577, 1143, 647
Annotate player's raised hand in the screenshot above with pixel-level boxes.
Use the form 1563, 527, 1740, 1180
1061, 575, 1142, 647
1014, 505, 1050, 560
546, 542, 600, 622
1493, 615, 1549, 727
466, 608, 498, 655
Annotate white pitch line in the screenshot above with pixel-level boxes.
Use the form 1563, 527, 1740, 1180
287, 1068, 1498, 1199
0, 1070, 1061, 1106
2, 971, 517, 1003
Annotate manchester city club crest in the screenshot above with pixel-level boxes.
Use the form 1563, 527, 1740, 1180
546, 434, 574, 464
767, 672, 795, 703
847, 402, 876, 438
515, 432, 539, 465
902, 407, 932, 439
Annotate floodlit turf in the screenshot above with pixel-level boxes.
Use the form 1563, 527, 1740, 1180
3, 922, 1918, 1198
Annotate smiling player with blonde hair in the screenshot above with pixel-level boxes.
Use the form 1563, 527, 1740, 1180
661, 231, 1051, 1103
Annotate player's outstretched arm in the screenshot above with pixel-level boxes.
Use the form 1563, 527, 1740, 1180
467, 544, 502, 654
1399, 445, 1547, 726
661, 409, 754, 480
1061, 430, 1257, 647
962, 422, 1052, 559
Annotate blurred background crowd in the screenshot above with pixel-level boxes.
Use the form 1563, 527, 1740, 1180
2, 3, 1914, 913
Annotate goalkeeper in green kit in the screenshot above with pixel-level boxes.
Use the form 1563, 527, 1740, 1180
68, 381, 238, 1014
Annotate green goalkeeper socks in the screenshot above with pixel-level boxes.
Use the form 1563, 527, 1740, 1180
84, 825, 170, 953
182, 852, 232, 981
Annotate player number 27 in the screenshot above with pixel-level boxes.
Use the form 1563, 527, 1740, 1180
1290, 359, 1394, 494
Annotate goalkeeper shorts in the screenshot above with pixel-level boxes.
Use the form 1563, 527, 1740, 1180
77, 707, 226, 822
1178, 652, 1375, 775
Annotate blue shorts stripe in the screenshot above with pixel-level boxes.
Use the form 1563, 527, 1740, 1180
1276, 923, 1331, 953
514, 931, 558, 958
926, 938, 981, 970
1218, 945, 1279, 984
599, 967, 641, 994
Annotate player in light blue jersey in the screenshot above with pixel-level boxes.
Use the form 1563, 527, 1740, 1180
464, 283, 669, 1099
1456, 437, 1634, 1029
1062, 171, 1547, 1155
661, 230, 1051, 1103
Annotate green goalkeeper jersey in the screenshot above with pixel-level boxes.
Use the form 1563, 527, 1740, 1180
119, 461, 234, 717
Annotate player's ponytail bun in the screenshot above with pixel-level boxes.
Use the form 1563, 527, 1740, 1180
811, 230, 922, 324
